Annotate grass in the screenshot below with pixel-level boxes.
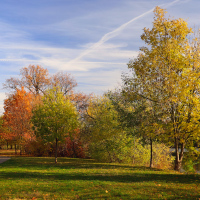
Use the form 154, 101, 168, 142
0, 155, 200, 199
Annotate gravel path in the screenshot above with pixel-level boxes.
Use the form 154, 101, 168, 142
0, 157, 11, 164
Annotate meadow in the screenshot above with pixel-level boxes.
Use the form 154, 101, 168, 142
0, 154, 200, 200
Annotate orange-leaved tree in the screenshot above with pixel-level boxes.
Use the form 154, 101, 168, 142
3, 87, 34, 154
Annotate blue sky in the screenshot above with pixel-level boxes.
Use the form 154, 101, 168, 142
0, 0, 198, 114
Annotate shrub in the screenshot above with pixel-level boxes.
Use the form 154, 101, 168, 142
88, 133, 174, 169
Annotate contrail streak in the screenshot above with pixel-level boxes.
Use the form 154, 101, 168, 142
68, 0, 182, 64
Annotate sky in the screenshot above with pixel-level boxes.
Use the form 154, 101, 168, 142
0, 0, 198, 114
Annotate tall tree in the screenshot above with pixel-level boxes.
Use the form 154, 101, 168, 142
123, 7, 200, 171
32, 88, 79, 163
107, 90, 163, 168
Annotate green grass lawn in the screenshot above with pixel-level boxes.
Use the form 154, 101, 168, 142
0, 156, 200, 200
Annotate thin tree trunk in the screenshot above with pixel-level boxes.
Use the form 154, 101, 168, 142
15, 144, 17, 155
55, 138, 58, 163
150, 137, 153, 168
20, 145, 22, 156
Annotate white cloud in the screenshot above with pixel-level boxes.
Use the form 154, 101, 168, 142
0, 93, 7, 115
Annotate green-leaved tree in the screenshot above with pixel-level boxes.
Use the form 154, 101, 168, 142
32, 88, 79, 163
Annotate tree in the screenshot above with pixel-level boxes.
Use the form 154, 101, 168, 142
50, 71, 77, 96
4, 66, 78, 97
136, 101, 164, 168
3, 87, 34, 154
32, 88, 79, 163
107, 90, 164, 168
84, 95, 124, 162
4, 65, 50, 96
123, 7, 200, 171
86, 96, 120, 142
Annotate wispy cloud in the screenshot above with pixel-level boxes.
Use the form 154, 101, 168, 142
67, 0, 182, 65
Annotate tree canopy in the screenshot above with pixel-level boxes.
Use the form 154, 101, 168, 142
32, 88, 79, 163
123, 6, 200, 170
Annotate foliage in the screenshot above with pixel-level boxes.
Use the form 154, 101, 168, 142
84, 94, 173, 168
123, 6, 200, 171
84, 95, 122, 160
3, 65, 90, 158
150, 142, 174, 169
85, 95, 121, 142
4, 65, 77, 97
107, 90, 167, 168
24, 129, 87, 158
0, 116, 5, 145
182, 149, 200, 173
89, 133, 145, 164
32, 87, 79, 163
3, 87, 34, 153
4, 65, 50, 95
59, 130, 86, 158
50, 71, 77, 95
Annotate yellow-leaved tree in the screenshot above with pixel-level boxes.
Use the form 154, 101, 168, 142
123, 7, 200, 171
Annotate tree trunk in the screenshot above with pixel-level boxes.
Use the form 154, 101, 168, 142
174, 138, 184, 171
20, 145, 22, 155
150, 137, 153, 168
55, 138, 58, 164
15, 144, 17, 155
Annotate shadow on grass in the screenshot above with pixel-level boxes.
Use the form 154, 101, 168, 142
0, 157, 200, 200
0, 157, 199, 185
0, 170, 199, 184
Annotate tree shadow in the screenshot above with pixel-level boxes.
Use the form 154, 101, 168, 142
1, 157, 200, 184
1, 157, 200, 200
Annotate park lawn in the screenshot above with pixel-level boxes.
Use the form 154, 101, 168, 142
0, 157, 199, 200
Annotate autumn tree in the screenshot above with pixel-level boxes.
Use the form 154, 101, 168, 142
0, 115, 16, 150
50, 71, 77, 95
84, 95, 128, 162
3, 87, 34, 154
135, 101, 164, 168
123, 7, 200, 171
4, 65, 50, 96
32, 88, 79, 163
4, 65, 79, 96
0, 116, 5, 147
107, 90, 164, 168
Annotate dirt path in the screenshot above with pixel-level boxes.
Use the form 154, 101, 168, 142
0, 157, 11, 164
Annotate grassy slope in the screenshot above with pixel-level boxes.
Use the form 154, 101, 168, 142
0, 157, 199, 200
